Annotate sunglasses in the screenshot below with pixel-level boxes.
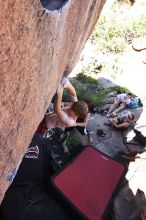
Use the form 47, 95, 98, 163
128, 115, 132, 120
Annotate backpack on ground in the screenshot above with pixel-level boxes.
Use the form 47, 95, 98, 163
129, 97, 139, 109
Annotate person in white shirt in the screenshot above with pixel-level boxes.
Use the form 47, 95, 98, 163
106, 92, 132, 118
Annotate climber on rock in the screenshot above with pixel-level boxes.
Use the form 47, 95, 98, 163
44, 78, 89, 129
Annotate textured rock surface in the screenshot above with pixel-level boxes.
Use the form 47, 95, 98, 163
0, 0, 106, 201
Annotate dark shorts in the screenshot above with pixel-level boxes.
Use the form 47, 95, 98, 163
65, 126, 88, 136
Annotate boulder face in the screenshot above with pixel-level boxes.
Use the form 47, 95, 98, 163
0, 0, 106, 201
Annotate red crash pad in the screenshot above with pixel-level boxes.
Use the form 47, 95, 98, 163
52, 146, 127, 220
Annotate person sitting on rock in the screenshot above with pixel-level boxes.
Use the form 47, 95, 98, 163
106, 92, 132, 118
105, 111, 135, 129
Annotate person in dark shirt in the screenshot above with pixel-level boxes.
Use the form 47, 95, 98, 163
105, 112, 135, 129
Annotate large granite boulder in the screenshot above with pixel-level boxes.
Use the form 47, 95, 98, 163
0, 0, 106, 201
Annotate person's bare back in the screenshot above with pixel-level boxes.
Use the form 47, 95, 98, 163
45, 106, 77, 129
44, 80, 89, 130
